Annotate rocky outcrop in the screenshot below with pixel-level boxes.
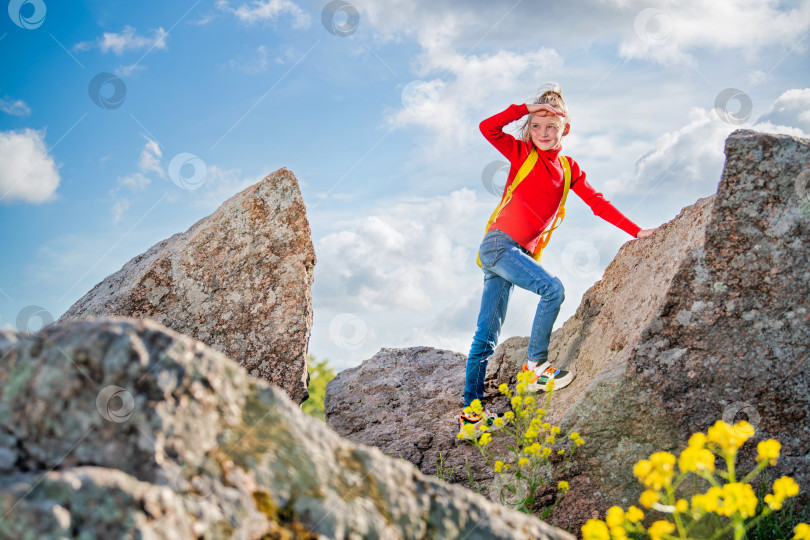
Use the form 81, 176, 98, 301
0, 317, 573, 539
58, 169, 315, 404
326, 130, 810, 528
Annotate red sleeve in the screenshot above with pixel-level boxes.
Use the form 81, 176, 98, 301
479, 104, 530, 163
569, 159, 641, 238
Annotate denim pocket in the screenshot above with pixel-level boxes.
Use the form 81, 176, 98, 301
478, 229, 503, 268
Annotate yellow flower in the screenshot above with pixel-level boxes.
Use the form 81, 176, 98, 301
675, 499, 688, 513
558, 480, 569, 492
494, 460, 503, 473
610, 526, 628, 539
793, 523, 810, 540
542, 422, 551, 431
678, 445, 715, 473
546, 378, 556, 391
545, 435, 556, 444
479, 432, 492, 446
570, 432, 581, 439
765, 476, 800, 511
503, 411, 515, 421
692, 487, 722, 514
511, 396, 522, 409
706, 420, 752, 454
518, 457, 529, 467
688, 432, 707, 449
757, 439, 781, 466
639, 489, 660, 509
648, 520, 676, 540
605, 506, 625, 528
581, 519, 610, 540
557, 449, 565, 455
498, 383, 511, 396
478, 424, 489, 432
524, 442, 541, 455
516, 382, 528, 395
494, 417, 505, 428
542, 447, 552, 458
634, 452, 676, 490
551, 426, 561, 435
469, 399, 484, 415
574, 436, 585, 447
524, 396, 535, 406
626, 506, 644, 523
716, 482, 758, 518
457, 423, 477, 440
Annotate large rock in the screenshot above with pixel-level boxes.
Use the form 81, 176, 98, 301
58, 168, 315, 404
0, 317, 573, 539
325, 195, 713, 504
326, 130, 810, 529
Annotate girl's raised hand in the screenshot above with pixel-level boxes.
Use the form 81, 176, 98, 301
636, 228, 656, 239
526, 103, 565, 117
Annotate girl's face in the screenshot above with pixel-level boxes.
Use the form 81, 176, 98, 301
529, 113, 569, 151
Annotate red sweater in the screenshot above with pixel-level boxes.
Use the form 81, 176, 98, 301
480, 103, 641, 254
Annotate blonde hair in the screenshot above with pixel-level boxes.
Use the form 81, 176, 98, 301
518, 83, 569, 143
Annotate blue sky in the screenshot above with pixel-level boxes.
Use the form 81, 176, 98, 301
2, 0, 809, 372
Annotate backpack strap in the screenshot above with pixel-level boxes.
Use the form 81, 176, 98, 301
531, 155, 571, 263
476, 148, 538, 268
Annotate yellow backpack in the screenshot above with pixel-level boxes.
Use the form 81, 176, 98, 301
476, 148, 572, 268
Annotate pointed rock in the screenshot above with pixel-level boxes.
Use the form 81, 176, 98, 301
58, 168, 315, 403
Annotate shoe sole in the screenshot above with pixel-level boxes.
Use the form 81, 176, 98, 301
527, 371, 575, 392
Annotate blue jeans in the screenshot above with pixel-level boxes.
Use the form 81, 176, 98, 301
464, 228, 565, 406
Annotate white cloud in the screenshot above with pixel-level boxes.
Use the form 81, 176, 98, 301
111, 198, 130, 224
756, 88, 810, 133
73, 26, 168, 55
0, 128, 60, 204
219, 0, 310, 29
384, 47, 563, 158
604, 91, 810, 197
0, 96, 31, 116
138, 137, 164, 178
110, 136, 164, 220
614, 0, 810, 65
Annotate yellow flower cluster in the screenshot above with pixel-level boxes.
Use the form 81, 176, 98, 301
764, 476, 799, 511
558, 480, 569, 492
706, 419, 754, 455
570, 431, 585, 446
582, 419, 808, 540
633, 451, 676, 491
757, 438, 781, 466
691, 483, 757, 518
794, 523, 810, 540
677, 433, 715, 474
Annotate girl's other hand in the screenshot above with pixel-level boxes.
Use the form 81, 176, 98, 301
526, 103, 565, 117
636, 228, 656, 239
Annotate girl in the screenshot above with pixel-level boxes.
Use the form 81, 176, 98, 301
460, 85, 656, 431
